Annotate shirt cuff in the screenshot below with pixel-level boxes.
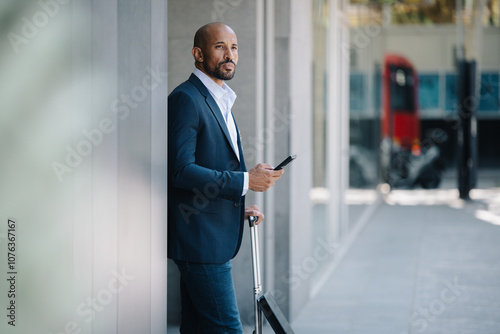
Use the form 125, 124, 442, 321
242, 172, 249, 196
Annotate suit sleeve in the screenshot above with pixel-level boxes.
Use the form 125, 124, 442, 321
168, 90, 244, 199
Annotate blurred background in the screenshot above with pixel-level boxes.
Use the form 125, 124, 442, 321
0, 0, 499, 333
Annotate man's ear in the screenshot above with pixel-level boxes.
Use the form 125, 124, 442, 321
192, 47, 204, 63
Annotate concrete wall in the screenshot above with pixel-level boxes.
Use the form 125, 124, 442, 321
0, 0, 352, 331
382, 26, 500, 71
352, 25, 500, 72
350, 25, 500, 118
0, 1, 168, 333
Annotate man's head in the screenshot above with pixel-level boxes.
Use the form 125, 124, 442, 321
192, 23, 238, 86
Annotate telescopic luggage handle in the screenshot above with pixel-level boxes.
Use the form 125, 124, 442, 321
248, 215, 263, 334
248, 216, 296, 334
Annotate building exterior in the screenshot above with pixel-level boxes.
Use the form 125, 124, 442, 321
168, 0, 350, 327
2, 0, 497, 333
0, 0, 350, 332
349, 21, 500, 183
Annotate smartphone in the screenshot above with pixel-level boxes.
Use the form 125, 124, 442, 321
274, 154, 297, 170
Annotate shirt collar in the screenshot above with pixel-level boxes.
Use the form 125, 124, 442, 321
193, 68, 237, 106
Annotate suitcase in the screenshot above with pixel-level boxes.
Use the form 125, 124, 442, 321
248, 216, 295, 334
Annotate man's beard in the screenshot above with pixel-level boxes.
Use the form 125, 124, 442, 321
204, 60, 236, 81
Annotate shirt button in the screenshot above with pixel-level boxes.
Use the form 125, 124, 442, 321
234, 202, 240, 207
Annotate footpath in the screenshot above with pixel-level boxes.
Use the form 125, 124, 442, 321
290, 171, 500, 333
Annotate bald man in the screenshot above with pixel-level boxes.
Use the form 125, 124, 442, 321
168, 23, 283, 332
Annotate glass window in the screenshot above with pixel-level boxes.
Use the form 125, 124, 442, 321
479, 72, 500, 112
419, 73, 440, 111
312, 0, 329, 188
350, 72, 366, 112
445, 73, 457, 112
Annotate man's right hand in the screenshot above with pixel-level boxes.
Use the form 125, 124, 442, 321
248, 163, 284, 192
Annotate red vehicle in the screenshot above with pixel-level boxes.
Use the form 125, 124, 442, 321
380, 54, 442, 189
382, 54, 421, 153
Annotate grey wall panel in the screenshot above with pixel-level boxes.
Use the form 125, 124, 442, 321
117, 1, 152, 333
0, 1, 168, 333
90, 0, 119, 333
150, 0, 168, 332
288, 0, 314, 319
0, 1, 78, 332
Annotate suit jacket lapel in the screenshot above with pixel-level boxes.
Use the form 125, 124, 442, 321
235, 120, 246, 171
189, 74, 240, 161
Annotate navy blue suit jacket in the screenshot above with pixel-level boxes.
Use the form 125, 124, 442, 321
168, 74, 247, 263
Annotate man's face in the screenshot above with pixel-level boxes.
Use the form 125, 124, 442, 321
198, 25, 238, 83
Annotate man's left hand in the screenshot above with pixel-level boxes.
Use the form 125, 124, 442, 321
245, 205, 264, 225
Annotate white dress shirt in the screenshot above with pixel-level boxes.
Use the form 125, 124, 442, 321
193, 68, 249, 196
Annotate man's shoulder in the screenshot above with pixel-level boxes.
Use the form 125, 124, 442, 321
169, 74, 205, 98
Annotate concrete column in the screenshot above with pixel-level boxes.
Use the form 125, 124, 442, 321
116, 1, 168, 333
150, 1, 169, 333
287, 0, 314, 320
76, 0, 168, 332
0, 0, 168, 333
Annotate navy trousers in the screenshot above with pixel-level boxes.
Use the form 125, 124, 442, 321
174, 260, 243, 333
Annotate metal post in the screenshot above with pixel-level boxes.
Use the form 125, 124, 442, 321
457, 60, 478, 199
